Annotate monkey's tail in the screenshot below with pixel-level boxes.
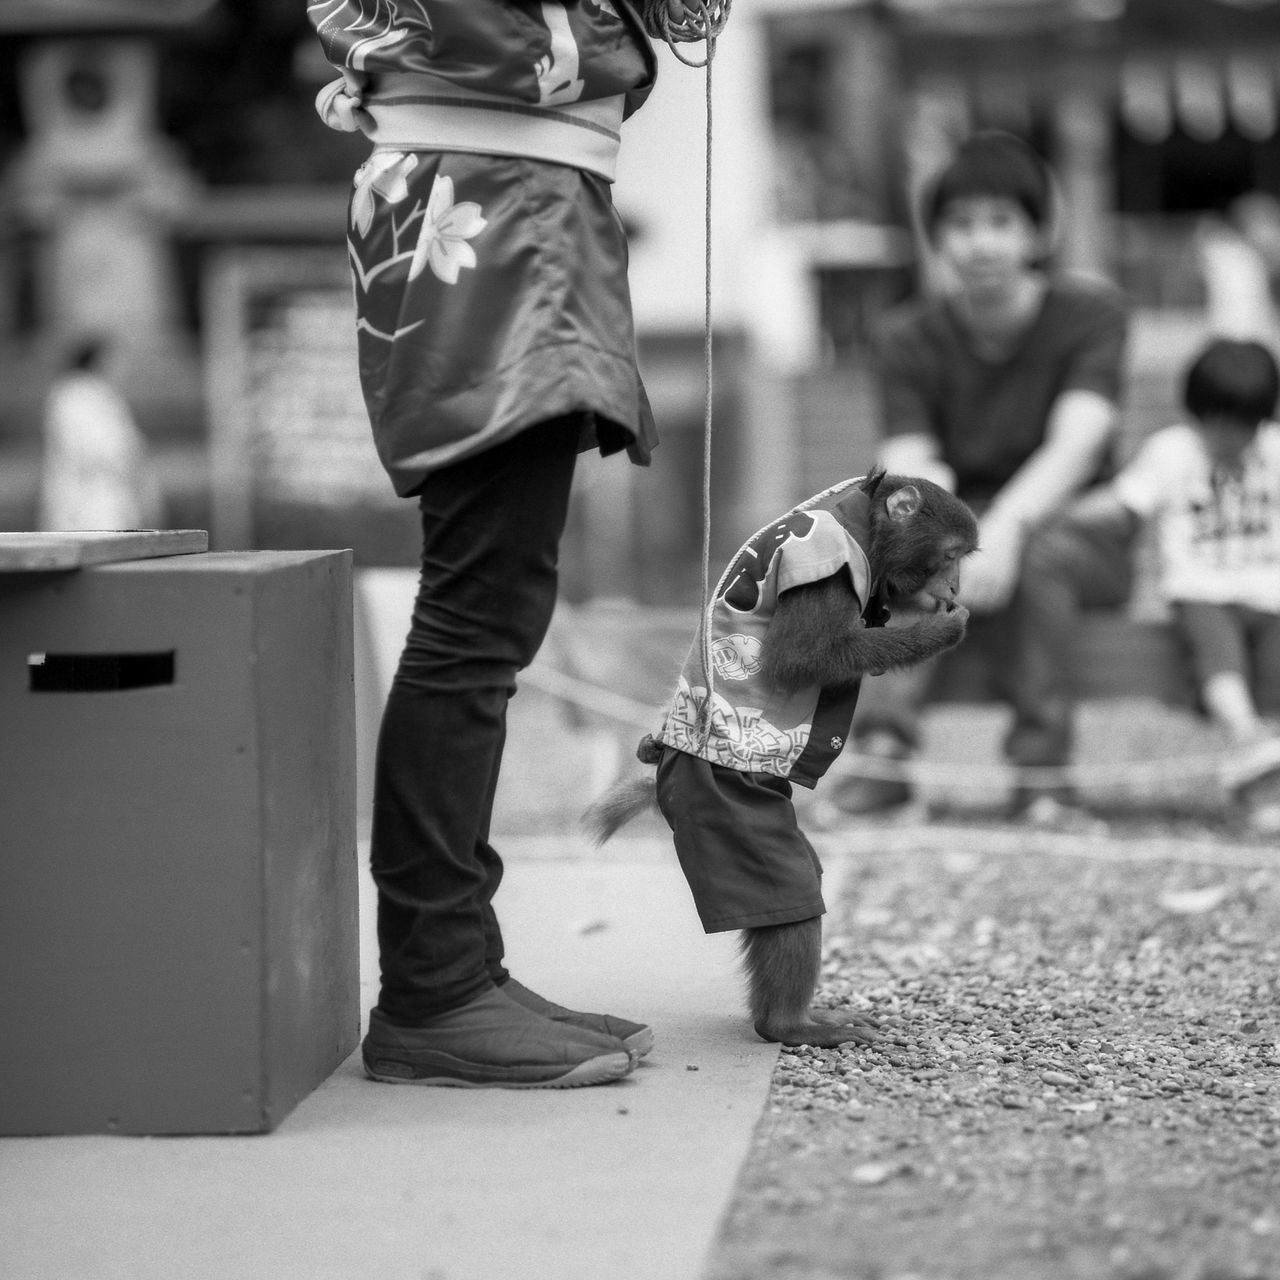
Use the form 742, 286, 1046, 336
582, 776, 660, 846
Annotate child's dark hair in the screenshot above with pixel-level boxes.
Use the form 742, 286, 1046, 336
921, 131, 1051, 236
1183, 338, 1279, 426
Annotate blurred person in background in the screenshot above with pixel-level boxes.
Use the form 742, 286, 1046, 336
1068, 337, 1280, 835
37, 336, 164, 532
1197, 192, 1280, 346
834, 131, 1134, 826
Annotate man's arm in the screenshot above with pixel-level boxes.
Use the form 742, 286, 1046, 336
963, 388, 1118, 612
1063, 483, 1143, 540
876, 433, 957, 492
985, 388, 1118, 529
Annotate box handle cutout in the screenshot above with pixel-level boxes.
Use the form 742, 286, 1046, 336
28, 651, 176, 692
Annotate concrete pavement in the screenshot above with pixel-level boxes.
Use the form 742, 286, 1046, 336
1, 835, 787, 1280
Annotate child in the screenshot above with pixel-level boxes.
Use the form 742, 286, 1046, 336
1076, 337, 1280, 833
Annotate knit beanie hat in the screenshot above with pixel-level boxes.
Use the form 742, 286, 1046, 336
922, 131, 1053, 235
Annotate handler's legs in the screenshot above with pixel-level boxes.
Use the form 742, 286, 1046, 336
364, 417, 634, 1086
475, 725, 653, 1057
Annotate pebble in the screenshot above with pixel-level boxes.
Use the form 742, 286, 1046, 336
1041, 1070, 1078, 1087
849, 1161, 901, 1186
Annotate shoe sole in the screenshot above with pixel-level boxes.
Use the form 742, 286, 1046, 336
363, 1050, 633, 1089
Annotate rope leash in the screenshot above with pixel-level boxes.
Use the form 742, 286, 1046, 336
520, 661, 1269, 798
640, 0, 730, 746
835, 747, 1239, 795
822, 824, 1280, 870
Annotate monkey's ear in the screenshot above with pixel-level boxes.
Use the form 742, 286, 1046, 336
885, 485, 922, 523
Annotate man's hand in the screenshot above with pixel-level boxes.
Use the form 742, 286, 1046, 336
962, 511, 1025, 614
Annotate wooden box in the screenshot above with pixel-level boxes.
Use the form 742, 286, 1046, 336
0, 549, 359, 1135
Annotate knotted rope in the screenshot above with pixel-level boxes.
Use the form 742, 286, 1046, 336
639, 0, 732, 64
522, 657, 1273, 800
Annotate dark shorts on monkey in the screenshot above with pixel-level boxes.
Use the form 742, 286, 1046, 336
654, 748, 826, 933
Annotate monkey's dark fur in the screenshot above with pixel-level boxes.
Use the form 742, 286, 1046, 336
587, 776, 659, 845
586, 470, 978, 1047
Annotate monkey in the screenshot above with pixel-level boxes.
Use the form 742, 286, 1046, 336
585, 468, 978, 1049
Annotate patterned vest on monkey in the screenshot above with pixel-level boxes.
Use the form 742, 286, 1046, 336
656, 477, 890, 787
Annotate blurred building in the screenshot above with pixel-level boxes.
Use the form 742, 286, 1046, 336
0, 0, 1278, 597
876, 0, 1280, 461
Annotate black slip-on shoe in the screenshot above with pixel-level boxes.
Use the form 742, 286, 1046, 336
362, 986, 633, 1088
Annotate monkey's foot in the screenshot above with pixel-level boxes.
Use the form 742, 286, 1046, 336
812, 1007, 880, 1032
754, 1012, 879, 1048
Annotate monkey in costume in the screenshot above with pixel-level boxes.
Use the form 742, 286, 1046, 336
589, 469, 978, 1048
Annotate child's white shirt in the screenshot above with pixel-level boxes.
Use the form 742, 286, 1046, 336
1113, 419, 1280, 611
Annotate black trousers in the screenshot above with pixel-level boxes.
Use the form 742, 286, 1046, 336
370, 418, 582, 1022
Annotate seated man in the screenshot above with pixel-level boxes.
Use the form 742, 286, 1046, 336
836, 131, 1135, 822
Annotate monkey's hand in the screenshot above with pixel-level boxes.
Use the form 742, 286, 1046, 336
913, 600, 969, 645
761, 577, 969, 693
852, 603, 969, 676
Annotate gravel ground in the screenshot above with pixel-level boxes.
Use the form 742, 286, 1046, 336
704, 821, 1280, 1280
493, 677, 1280, 1279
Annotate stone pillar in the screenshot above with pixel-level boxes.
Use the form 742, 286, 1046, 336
901, 78, 971, 296
1052, 76, 1113, 278
6, 38, 197, 356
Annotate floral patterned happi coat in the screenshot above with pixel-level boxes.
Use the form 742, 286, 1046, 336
348, 151, 655, 495
312, 0, 660, 496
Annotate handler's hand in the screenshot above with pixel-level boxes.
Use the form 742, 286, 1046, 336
665, 0, 709, 22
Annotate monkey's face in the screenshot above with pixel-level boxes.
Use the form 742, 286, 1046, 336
917, 536, 969, 610
872, 479, 978, 609
885, 534, 970, 611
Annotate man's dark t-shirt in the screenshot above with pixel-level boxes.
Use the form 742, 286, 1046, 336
873, 276, 1129, 505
